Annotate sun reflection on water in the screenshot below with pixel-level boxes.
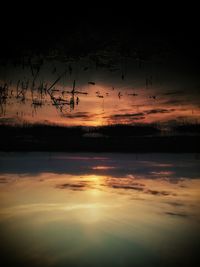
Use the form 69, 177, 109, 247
0, 153, 200, 267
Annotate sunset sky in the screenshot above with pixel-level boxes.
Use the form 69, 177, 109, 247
0, 7, 200, 267
0, 56, 199, 126
0, 8, 199, 126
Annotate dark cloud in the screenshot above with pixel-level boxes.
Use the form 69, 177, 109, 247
55, 177, 176, 197
56, 183, 87, 191
111, 185, 144, 190
102, 180, 178, 197
61, 112, 92, 119
111, 113, 145, 118
145, 108, 175, 115
165, 201, 185, 207
107, 108, 175, 122
145, 189, 174, 196
165, 212, 188, 217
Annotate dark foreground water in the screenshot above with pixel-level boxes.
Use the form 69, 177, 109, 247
0, 153, 199, 267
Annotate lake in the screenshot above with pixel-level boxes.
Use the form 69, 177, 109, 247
0, 153, 199, 267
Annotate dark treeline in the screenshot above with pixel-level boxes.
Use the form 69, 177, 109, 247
171, 123, 200, 134
90, 124, 161, 137
0, 123, 200, 152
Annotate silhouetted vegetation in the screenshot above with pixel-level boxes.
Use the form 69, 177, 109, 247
0, 123, 84, 137
0, 123, 199, 152
172, 123, 200, 134
92, 124, 160, 137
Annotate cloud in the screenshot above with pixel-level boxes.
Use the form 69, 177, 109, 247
105, 178, 175, 196
165, 211, 188, 217
145, 189, 173, 196
165, 201, 184, 207
111, 112, 145, 118
111, 184, 144, 191
56, 183, 86, 191
145, 108, 175, 114
112, 108, 175, 118
61, 112, 92, 119
106, 108, 175, 123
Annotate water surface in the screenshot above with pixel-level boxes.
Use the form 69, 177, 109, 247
0, 153, 199, 267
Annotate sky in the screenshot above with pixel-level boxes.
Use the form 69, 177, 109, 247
1, 153, 200, 266
0, 7, 199, 126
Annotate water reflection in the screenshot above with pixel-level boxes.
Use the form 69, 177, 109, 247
1, 59, 200, 126
0, 153, 200, 267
